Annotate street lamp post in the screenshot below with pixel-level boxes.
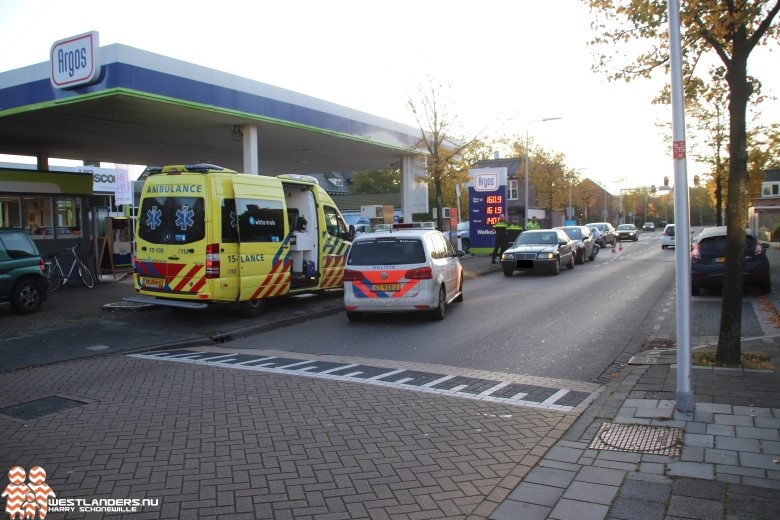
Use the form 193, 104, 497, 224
525, 117, 562, 229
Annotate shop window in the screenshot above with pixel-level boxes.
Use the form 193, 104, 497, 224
54, 197, 82, 238
0, 196, 22, 228
24, 196, 53, 239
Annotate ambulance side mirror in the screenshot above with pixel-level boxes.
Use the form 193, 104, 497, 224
347, 224, 355, 241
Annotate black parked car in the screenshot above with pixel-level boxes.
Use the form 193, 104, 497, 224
691, 226, 770, 295
556, 225, 596, 264
587, 222, 616, 247
501, 229, 575, 276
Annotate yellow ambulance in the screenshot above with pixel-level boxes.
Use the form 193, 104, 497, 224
126, 163, 352, 316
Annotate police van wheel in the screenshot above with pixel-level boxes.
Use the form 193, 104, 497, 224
240, 299, 266, 317
346, 311, 363, 322
453, 275, 464, 303
431, 286, 446, 321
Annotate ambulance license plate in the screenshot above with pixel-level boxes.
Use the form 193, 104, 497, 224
141, 277, 165, 289
373, 283, 400, 291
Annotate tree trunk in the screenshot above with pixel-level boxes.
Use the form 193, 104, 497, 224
435, 179, 444, 230
716, 45, 752, 366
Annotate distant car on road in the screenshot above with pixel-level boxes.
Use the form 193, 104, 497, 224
456, 221, 470, 253
500, 229, 575, 276
616, 224, 639, 242
556, 225, 596, 264
661, 224, 676, 249
691, 226, 770, 295
643, 222, 655, 232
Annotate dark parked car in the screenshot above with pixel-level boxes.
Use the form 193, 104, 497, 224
0, 228, 48, 314
616, 223, 639, 242
691, 226, 770, 295
501, 229, 575, 276
556, 225, 596, 264
588, 222, 616, 247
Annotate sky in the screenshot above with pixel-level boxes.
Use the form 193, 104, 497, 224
0, 0, 778, 193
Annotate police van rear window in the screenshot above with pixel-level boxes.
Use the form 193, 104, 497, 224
138, 196, 205, 244
348, 238, 426, 265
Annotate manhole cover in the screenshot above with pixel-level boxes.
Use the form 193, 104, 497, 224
589, 423, 683, 456
0, 396, 88, 421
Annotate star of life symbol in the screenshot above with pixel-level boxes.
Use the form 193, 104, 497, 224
2, 466, 55, 519
146, 206, 162, 230
175, 206, 194, 231
230, 210, 237, 230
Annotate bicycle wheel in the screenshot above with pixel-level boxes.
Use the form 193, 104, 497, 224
45, 266, 63, 292
78, 261, 95, 288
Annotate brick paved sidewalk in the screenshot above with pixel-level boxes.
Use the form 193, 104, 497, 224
0, 353, 583, 519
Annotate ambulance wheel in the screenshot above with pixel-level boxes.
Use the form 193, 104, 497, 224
240, 299, 266, 317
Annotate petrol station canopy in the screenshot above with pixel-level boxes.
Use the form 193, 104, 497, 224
0, 40, 425, 176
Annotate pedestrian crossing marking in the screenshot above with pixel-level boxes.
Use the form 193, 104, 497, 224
130, 349, 599, 413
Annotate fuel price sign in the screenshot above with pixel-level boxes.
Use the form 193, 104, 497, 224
467, 167, 507, 252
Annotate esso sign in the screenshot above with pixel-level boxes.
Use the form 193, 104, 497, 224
50, 31, 100, 89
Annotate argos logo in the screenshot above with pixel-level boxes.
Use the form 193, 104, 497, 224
473, 173, 499, 192
50, 31, 101, 89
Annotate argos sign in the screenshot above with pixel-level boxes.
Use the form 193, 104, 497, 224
50, 31, 100, 89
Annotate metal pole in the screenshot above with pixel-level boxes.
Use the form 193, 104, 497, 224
669, 0, 694, 413
525, 117, 562, 229
524, 130, 530, 229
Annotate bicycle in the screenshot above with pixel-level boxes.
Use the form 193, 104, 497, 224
45, 243, 95, 292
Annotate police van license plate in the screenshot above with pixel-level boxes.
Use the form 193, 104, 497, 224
373, 283, 400, 291
141, 277, 165, 289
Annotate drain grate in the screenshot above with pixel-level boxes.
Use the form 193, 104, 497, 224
589, 423, 683, 456
0, 396, 88, 421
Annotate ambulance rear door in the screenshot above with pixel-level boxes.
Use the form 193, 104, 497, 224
135, 175, 207, 298
231, 178, 291, 302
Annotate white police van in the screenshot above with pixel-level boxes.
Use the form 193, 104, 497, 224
343, 223, 464, 321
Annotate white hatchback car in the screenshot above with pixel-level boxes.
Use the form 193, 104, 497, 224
661, 224, 676, 249
343, 224, 464, 321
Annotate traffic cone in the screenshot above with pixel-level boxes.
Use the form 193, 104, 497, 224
619, 242, 623, 251
611, 241, 616, 253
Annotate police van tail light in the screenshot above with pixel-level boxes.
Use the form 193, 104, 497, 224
206, 243, 220, 278
343, 269, 362, 282
405, 267, 433, 280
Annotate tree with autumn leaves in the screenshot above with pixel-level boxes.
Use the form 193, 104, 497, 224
407, 78, 493, 229
585, 0, 780, 365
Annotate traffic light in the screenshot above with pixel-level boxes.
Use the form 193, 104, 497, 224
693, 175, 699, 186
664, 176, 669, 187
651, 185, 656, 194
